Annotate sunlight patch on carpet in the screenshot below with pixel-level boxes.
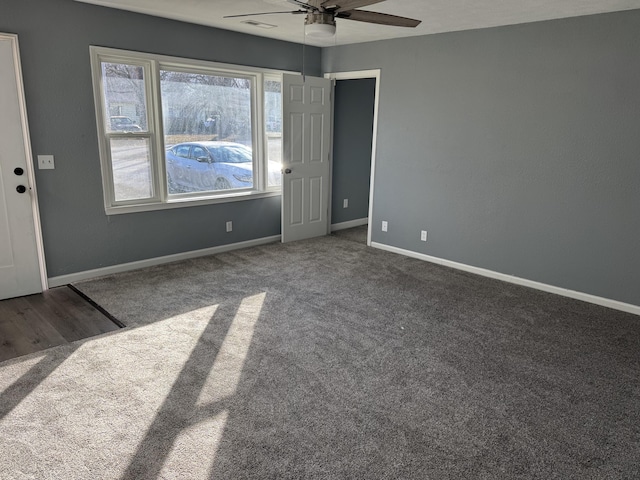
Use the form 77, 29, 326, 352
160, 410, 230, 478
0, 354, 47, 395
0, 304, 222, 479
198, 292, 265, 406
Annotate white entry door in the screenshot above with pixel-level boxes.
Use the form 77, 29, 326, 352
0, 34, 45, 300
281, 74, 332, 243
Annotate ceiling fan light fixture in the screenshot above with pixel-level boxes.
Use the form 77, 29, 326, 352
305, 22, 336, 37
305, 12, 336, 37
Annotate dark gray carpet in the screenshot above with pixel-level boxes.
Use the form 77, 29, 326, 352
1, 230, 639, 479
332, 224, 367, 244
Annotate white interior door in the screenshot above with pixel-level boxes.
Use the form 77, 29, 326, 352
0, 33, 45, 300
281, 74, 332, 243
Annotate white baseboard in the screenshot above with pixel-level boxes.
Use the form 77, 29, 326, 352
331, 218, 368, 232
371, 242, 640, 317
48, 235, 281, 287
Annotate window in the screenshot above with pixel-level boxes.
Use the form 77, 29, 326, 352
90, 47, 283, 214
100, 61, 155, 204
265, 78, 283, 188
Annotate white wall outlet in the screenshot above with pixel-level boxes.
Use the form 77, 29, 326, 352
226, 221, 233, 232
381, 221, 388, 232
343, 198, 348, 208
38, 155, 55, 170
421, 230, 428, 242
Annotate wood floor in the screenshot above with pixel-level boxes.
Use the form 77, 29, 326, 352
0, 285, 123, 363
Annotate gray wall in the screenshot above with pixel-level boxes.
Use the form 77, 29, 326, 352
2, 0, 321, 277
331, 78, 375, 225
323, 11, 640, 306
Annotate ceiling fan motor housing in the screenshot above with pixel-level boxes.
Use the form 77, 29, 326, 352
305, 11, 336, 27
305, 11, 336, 36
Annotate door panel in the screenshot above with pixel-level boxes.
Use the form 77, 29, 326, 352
0, 34, 44, 300
289, 178, 303, 226
289, 112, 304, 165
309, 176, 322, 223
281, 74, 331, 243
310, 86, 324, 104
310, 113, 324, 162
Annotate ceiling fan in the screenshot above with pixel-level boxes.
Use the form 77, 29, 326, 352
224, 0, 421, 37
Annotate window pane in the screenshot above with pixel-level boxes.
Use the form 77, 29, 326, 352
101, 63, 148, 133
160, 70, 254, 194
165, 143, 254, 194
110, 137, 153, 201
265, 79, 282, 187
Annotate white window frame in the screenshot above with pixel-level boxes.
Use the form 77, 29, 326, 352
90, 46, 284, 215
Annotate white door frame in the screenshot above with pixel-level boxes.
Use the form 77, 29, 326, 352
0, 33, 48, 292
324, 69, 380, 247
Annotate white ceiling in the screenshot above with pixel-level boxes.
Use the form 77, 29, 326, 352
75, 0, 640, 47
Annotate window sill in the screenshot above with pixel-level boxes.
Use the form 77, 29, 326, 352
105, 189, 281, 216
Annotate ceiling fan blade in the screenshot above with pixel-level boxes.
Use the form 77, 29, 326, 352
337, 9, 421, 27
321, 0, 384, 13
287, 0, 316, 10
224, 10, 306, 19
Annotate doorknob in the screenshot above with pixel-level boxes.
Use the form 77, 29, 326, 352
14, 167, 24, 176
16, 185, 27, 194
284, 168, 292, 174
